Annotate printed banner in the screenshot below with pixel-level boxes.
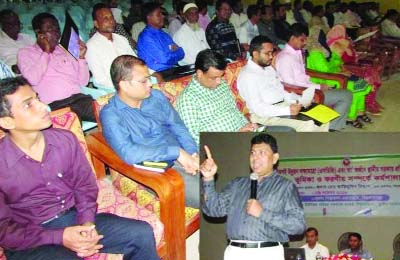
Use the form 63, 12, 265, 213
278, 155, 400, 217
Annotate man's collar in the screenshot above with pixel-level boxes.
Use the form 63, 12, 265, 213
113, 93, 132, 110
284, 43, 301, 54
3, 129, 59, 168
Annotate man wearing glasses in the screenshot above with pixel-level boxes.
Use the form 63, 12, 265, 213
237, 35, 328, 132
100, 55, 200, 208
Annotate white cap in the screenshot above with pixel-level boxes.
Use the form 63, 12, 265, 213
183, 3, 198, 14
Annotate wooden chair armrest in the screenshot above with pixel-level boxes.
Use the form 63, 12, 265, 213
306, 69, 348, 89
282, 82, 324, 104
86, 132, 186, 260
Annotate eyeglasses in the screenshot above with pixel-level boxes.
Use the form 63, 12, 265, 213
128, 76, 152, 85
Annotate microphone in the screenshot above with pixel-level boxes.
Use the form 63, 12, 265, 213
250, 173, 258, 199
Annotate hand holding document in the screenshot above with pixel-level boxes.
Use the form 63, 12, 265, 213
354, 30, 378, 42
298, 86, 315, 107
284, 87, 315, 108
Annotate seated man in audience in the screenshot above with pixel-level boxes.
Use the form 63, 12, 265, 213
381, 9, 400, 39
173, 3, 210, 65
275, 23, 352, 131
341, 232, 373, 259
100, 55, 199, 208
273, 4, 292, 44
0, 76, 159, 260
258, 5, 286, 47
17, 13, 95, 122
137, 2, 184, 72
168, 1, 186, 37
206, 0, 241, 60
301, 227, 330, 260
176, 49, 292, 145
0, 9, 34, 74
86, 3, 137, 90
238, 36, 328, 132
238, 5, 261, 52
229, 0, 248, 38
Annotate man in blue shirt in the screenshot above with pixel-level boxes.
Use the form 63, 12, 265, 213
100, 55, 199, 208
137, 3, 185, 72
200, 133, 306, 260
341, 232, 373, 259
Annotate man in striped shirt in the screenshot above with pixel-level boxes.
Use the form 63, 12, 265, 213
201, 133, 306, 260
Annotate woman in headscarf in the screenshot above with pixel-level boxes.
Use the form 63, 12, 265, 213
326, 24, 383, 115
306, 25, 372, 128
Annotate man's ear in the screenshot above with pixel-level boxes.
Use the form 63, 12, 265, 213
0, 117, 15, 131
93, 20, 99, 29
273, 152, 280, 165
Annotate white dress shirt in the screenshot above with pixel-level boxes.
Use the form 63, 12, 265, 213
173, 23, 209, 64
301, 242, 330, 260
85, 32, 137, 89
381, 19, 400, 38
238, 20, 259, 44
237, 59, 291, 117
0, 30, 34, 67
230, 12, 248, 38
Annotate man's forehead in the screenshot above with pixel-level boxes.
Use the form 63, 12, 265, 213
6, 85, 34, 103
261, 43, 274, 51
251, 143, 272, 151
205, 67, 224, 76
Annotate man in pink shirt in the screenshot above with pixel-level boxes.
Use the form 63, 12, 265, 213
275, 23, 352, 131
17, 13, 95, 122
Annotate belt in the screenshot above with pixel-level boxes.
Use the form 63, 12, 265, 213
42, 207, 76, 225
230, 241, 280, 248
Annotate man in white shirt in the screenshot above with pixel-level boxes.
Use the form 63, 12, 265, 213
0, 10, 34, 73
86, 3, 137, 90
229, 0, 248, 38
173, 3, 210, 65
237, 35, 327, 132
301, 227, 330, 260
238, 5, 261, 51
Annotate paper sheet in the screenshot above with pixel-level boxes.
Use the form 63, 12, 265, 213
354, 30, 378, 42
299, 86, 315, 107
300, 104, 340, 124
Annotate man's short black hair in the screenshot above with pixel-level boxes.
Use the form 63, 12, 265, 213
348, 232, 362, 241
142, 2, 161, 23
195, 49, 227, 73
92, 3, 109, 21
196, 0, 208, 11
246, 5, 259, 20
110, 55, 146, 91
215, 0, 231, 11
289, 22, 309, 39
0, 9, 17, 25
0, 76, 30, 118
312, 5, 324, 16
251, 133, 278, 153
32, 12, 58, 32
249, 35, 272, 57
306, 227, 319, 236
325, 1, 335, 10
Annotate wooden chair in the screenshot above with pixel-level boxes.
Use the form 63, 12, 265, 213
92, 95, 199, 260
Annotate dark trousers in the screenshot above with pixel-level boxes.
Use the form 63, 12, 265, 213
5, 210, 160, 260
49, 93, 96, 122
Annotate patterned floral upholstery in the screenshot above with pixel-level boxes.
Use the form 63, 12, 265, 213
93, 92, 200, 225
50, 110, 164, 260
224, 60, 250, 118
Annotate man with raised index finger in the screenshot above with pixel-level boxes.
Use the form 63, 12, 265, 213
200, 133, 306, 260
